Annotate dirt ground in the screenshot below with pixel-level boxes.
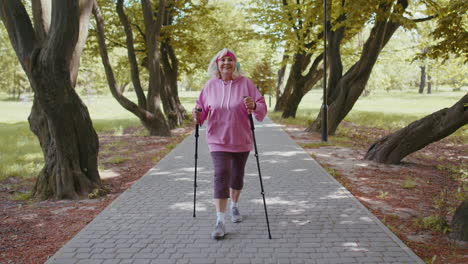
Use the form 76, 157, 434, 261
0, 121, 467, 264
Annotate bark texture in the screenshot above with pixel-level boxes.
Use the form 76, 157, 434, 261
364, 94, 468, 164
275, 53, 288, 108
0, 0, 101, 200
306, 0, 409, 135
160, 4, 187, 129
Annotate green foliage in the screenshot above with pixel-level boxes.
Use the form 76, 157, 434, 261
436, 164, 466, 181
413, 215, 451, 233
250, 59, 277, 96
88, 187, 107, 199
0, 25, 29, 99
401, 177, 417, 189
11, 191, 33, 201
300, 142, 331, 148
377, 191, 389, 199
105, 155, 129, 164
325, 167, 337, 177
424, 0, 468, 63
113, 125, 124, 136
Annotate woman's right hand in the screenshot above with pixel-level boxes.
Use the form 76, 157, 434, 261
192, 107, 202, 124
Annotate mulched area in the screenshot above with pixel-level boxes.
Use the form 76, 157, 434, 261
284, 121, 467, 264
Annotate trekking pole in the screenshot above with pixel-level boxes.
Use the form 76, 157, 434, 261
193, 108, 202, 218
248, 112, 272, 239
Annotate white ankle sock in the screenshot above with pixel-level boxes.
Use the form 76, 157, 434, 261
231, 201, 238, 209
216, 212, 225, 224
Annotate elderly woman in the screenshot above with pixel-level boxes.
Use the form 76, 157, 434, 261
193, 48, 267, 240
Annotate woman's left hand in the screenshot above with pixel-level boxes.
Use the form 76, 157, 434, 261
243, 96, 256, 114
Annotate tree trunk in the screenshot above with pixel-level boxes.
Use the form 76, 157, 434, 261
281, 67, 323, 118
274, 67, 295, 112
29, 82, 101, 200
160, 7, 186, 129
93, 0, 170, 136
451, 199, 468, 241
364, 94, 468, 164
306, 1, 408, 135
275, 52, 323, 117
141, 0, 170, 136
275, 53, 288, 108
419, 65, 426, 93
116, 0, 147, 109
427, 74, 432, 94
0, 0, 102, 200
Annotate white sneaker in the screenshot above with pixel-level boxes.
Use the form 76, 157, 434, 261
211, 221, 226, 240
231, 207, 242, 223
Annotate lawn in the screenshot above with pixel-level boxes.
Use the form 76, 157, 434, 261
0, 88, 466, 183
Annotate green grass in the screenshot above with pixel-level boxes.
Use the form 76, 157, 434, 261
413, 215, 451, 234
269, 89, 467, 139
377, 191, 389, 199
0, 88, 466, 186
0, 118, 139, 183
300, 142, 331, 148
105, 156, 129, 164
0, 122, 43, 181
297, 88, 465, 117
401, 177, 417, 189
11, 191, 33, 201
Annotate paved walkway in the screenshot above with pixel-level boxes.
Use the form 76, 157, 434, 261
46, 118, 423, 264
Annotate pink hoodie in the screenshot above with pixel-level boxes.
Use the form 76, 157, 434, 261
196, 76, 267, 152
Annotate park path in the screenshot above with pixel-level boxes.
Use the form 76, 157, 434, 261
46, 117, 423, 264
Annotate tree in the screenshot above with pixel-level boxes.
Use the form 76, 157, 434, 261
419, 66, 426, 93
159, 5, 186, 128
364, 0, 468, 240
93, 0, 171, 135
305, 0, 417, 134
250, 60, 276, 96
365, 94, 467, 164
251, 0, 325, 117
0, 0, 102, 199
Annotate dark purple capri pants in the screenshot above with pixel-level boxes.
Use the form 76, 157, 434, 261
210, 151, 250, 199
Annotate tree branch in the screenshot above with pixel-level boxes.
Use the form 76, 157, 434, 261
92, 0, 149, 120
31, 0, 51, 42
0, 0, 38, 71
132, 22, 146, 43
116, 0, 146, 109
412, 15, 437, 23
70, 0, 94, 87
46, 0, 80, 68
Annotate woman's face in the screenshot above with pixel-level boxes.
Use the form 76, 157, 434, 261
218, 56, 236, 76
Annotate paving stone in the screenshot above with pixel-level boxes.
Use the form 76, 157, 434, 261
45, 118, 424, 264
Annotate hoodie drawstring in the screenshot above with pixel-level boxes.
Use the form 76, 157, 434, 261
220, 80, 225, 110
220, 79, 233, 111
226, 80, 232, 111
